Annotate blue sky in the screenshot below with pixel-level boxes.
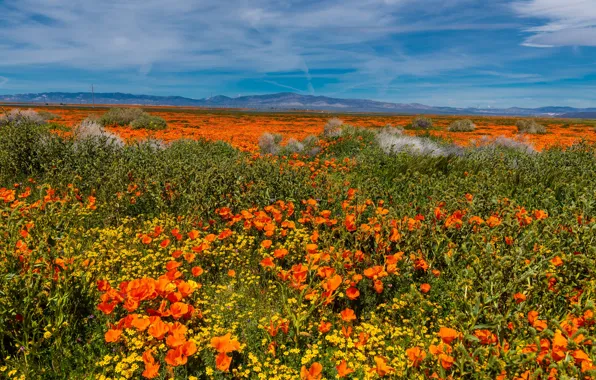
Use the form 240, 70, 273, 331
0, 0, 595, 108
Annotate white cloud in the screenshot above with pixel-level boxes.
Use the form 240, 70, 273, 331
0, 1, 513, 84
513, 0, 596, 47
0, 76, 8, 87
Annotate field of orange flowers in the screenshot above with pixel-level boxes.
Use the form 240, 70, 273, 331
0, 109, 596, 379
4, 105, 596, 151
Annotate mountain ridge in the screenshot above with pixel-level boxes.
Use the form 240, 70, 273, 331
1, 91, 595, 117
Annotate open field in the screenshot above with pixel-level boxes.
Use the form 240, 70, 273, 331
0, 109, 595, 379
2, 104, 596, 150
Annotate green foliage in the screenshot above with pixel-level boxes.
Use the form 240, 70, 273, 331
129, 114, 167, 130
1, 120, 596, 378
98, 107, 146, 127
448, 119, 476, 132
409, 115, 433, 130
516, 119, 547, 134
37, 110, 60, 121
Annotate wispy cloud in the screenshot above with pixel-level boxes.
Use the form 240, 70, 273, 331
0, 1, 595, 107
0, 76, 8, 87
0, 1, 512, 79
513, 0, 596, 47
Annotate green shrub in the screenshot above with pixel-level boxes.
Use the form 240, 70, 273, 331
37, 110, 59, 121
410, 116, 433, 129
323, 117, 343, 137
98, 107, 146, 127
129, 114, 167, 130
448, 119, 476, 132
516, 119, 546, 134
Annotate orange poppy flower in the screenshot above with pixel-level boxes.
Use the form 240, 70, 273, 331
228, 270, 236, 277
372, 356, 394, 376
181, 340, 197, 356
165, 347, 188, 366
551, 256, 563, 267
260, 257, 275, 269
142, 350, 160, 379
166, 333, 187, 348
406, 347, 426, 368
215, 352, 232, 372
346, 287, 360, 300
373, 279, 384, 294
340, 308, 356, 322
273, 248, 288, 259
439, 354, 455, 369
420, 283, 431, 293
261, 240, 272, 249
131, 315, 151, 331
513, 293, 526, 304
438, 327, 459, 344
336, 360, 354, 378
191, 266, 204, 276
318, 321, 332, 334
474, 329, 497, 345
148, 318, 169, 340
211, 333, 240, 353
322, 274, 342, 293
104, 328, 122, 343
300, 362, 323, 380
188, 230, 199, 240
170, 302, 190, 319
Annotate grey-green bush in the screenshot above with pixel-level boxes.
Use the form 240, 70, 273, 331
323, 118, 343, 137
0, 109, 47, 126
448, 119, 476, 132
130, 114, 167, 130
516, 119, 546, 134
99, 107, 146, 127
410, 116, 433, 129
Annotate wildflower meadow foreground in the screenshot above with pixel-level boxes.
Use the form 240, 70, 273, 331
1, 113, 595, 380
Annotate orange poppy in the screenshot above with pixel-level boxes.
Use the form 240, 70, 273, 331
273, 248, 288, 259
300, 362, 323, 380
340, 308, 356, 322
336, 360, 354, 378
170, 302, 190, 319
191, 266, 204, 276
215, 352, 232, 372
211, 333, 240, 353
372, 356, 394, 376
131, 315, 151, 331
166, 333, 187, 348
142, 350, 160, 379
148, 318, 169, 340
318, 321, 332, 334
346, 287, 360, 300
438, 327, 459, 344
513, 293, 526, 303
260, 257, 275, 269
439, 354, 454, 369
165, 347, 188, 366
104, 329, 122, 343
420, 283, 431, 293
406, 347, 426, 368
322, 274, 342, 293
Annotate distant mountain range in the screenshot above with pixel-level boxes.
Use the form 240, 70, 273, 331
1, 91, 595, 118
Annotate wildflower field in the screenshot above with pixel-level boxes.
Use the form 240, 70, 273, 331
1, 108, 596, 379
4, 105, 596, 151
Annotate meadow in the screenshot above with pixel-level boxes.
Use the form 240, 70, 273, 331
0, 107, 595, 379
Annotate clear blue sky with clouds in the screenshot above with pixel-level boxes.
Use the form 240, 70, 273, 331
0, 0, 595, 108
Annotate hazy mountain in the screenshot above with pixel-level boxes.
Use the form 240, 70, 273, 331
2, 91, 595, 117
